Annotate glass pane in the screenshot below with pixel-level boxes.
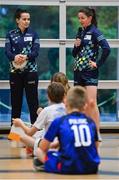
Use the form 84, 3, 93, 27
66, 48, 118, 80
37, 48, 59, 80
0, 5, 59, 38
0, 47, 59, 80
0, 48, 9, 80
0, 89, 11, 126
0, 89, 31, 124
0, 89, 48, 126
98, 89, 117, 122
99, 48, 117, 80
66, 48, 74, 80
66, 6, 117, 39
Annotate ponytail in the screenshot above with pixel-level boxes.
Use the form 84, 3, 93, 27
91, 8, 97, 27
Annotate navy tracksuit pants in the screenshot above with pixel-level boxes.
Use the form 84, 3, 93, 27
10, 72, 39, 124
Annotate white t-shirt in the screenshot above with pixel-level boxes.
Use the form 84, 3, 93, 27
33, 103, 66, 156
33, 103, 66, 133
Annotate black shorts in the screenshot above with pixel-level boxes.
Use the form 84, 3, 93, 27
74, 69, 99, 86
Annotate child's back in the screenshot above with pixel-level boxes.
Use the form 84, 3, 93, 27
45, 111, 100, 174
34, 102, 66, 133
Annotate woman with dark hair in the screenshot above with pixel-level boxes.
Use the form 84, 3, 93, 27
5, 8, 40, 124
72, 7, 110, 137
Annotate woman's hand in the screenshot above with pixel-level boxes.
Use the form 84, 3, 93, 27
89, 60, 97, 69
74, 38, 81, 47
14, 54, 27, 65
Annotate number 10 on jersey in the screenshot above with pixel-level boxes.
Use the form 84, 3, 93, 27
71, 124, 91, 147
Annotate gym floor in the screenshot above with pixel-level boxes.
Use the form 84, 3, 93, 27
0, 133, 119, 180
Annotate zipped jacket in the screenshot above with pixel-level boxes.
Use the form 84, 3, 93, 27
72, 24, 110, 71
5, 27, 40, 72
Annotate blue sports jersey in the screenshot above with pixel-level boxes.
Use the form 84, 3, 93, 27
44, 112, 100, 174
5, 27, 40, 73
72, 24, 110, 71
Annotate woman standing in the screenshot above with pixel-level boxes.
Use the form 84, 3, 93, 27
72, 8, 110, 134
5, 8, 40, 124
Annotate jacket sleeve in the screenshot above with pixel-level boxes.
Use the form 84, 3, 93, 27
5, 32, 15, 61
72, 46, 80, 58
27, 32, 40, 61
95, 29, 111, 68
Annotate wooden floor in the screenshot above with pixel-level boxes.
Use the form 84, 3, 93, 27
0, 134, 119, 180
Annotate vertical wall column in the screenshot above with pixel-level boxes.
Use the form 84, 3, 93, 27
117, 7, 119, 121
59, 0, 66, 73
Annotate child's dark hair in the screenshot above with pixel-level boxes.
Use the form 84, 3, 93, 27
79, 7, 97, 27
47, 82, 65, 103
14, 8, 29, 19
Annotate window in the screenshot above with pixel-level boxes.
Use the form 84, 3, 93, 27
0, 0, 119, 128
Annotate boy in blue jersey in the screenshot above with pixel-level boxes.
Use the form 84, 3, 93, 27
34, 86, 100, 174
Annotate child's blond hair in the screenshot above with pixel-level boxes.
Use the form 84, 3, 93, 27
66, 86, 87, 111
